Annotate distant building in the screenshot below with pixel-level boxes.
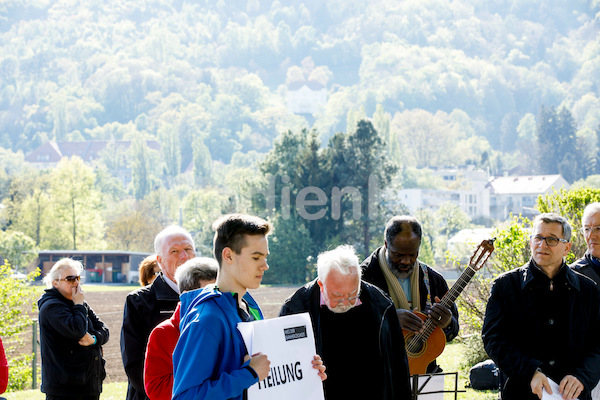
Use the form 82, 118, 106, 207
486, 174, 569, 220
447, 228, 495, 257
32, 250, 152, 284
25, 140, 160, 183
398, 166, 491, 220
287, 80, 327, 115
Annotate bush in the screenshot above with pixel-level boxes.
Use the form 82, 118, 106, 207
0, 261, 40, 391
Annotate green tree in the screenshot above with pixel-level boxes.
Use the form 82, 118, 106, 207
0, 231, 38, 273
49, 157, 104, 250
263, 215, 314, 284
536, 106, 581, 182
131, 135, 151, 200
104, 200, 162, 252
339, 119, 397, 255
159, 123, 181, 183
192, 135, 212, 186
181, 188, 230, 255
259, 128, 330, 249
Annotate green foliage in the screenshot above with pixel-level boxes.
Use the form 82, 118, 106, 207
0, 262, 39, 337
48, 157, 105, 250
7, 353, 36, 392
453, 215, 530, 336
0, 262, 40, 391
263, 215, 315, 285
536, 106, 582, 182
457, 334, 489, 370
0, 231, 37, 273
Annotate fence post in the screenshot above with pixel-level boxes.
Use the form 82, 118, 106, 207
32, 318, 38, 389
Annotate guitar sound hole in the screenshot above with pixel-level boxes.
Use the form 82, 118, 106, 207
406, 336, 425, 356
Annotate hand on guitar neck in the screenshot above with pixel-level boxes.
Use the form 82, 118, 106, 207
396, 296, 452, 332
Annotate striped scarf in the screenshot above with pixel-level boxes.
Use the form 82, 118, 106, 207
377, 247, 422, 311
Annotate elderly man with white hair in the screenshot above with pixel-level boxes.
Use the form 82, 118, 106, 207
279, 245, 411, 400
571, 202, 600, 400
38, 258, 109, 399
571, 202, 600, 284
121, 225, 196, 400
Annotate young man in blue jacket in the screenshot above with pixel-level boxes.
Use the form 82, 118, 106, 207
172, 214, 326, 400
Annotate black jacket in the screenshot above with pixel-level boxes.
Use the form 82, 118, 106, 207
38, 288, 109, 396
279, 279, 412, 400
570, 251, 600, 286
360, 247, 460, 342
482, 260, 600, 400
120, 274, 179, 400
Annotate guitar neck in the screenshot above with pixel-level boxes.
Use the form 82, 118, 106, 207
440, 265, 476, 309
417, 266, 476, 341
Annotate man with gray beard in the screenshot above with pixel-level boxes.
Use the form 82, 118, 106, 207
279, 245, 411, 400
360, 215, 459, 374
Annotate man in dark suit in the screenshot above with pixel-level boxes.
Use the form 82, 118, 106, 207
121, 225, 195, 400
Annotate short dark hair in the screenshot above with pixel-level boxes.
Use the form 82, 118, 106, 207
533, 212, 572, 241
384, 215, 422, 245
212, 214, 272, 266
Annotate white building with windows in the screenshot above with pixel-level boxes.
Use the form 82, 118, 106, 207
398, 166, 491, 220
486, 174, 569, 220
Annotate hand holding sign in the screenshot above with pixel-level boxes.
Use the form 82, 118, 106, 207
244, 353, 271, 381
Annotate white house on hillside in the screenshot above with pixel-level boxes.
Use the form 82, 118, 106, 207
486, 174, 569, 220
398, 167, 491, 220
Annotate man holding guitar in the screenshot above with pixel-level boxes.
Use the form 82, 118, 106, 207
361, 215, 460, 375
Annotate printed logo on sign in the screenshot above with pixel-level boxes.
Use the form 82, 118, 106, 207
284, 326, 307, 341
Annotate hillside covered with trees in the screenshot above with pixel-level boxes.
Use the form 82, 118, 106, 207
1, 0, 599, 281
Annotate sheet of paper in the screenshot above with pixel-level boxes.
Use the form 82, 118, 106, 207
238, 312, 325, 400
542, 377, 579, 400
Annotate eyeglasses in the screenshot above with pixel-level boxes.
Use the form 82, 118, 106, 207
530, 235, 569, 247
581, 226, 600, 236
57, 275, 81, 283
324, 289, 359, 304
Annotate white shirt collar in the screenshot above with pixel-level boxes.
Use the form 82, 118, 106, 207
162, 274, 180, 295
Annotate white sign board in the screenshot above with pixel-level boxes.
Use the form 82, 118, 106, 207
238, 312, 325, 400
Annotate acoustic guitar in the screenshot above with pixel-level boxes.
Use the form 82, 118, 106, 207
403, 238, 495, 375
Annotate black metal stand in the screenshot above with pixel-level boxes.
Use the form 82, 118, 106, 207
411, 372, 465, 400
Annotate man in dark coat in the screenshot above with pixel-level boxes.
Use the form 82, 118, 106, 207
121, 225, 195, 400
483, 213, 600, 400
38, 258, 109, 400
280, 245, 411, 400
571, 202, 600, 284
360, 215, 459, 373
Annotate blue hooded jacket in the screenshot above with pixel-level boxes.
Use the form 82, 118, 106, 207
172, 286, 263, 400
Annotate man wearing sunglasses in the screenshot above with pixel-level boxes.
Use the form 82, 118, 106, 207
483, 213, 600, 400
38, 258, 109, 400
279, 245, 411, 400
